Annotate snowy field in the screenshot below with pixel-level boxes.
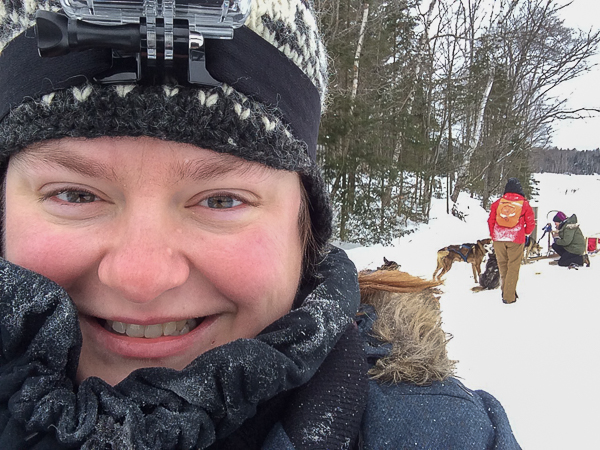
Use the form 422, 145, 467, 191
342, 173, 600, 450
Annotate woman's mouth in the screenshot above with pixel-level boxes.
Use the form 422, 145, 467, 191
102, 318, 202, 338
83, 314, 218, 361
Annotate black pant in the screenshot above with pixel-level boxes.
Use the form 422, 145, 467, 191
552, 242, 584, 267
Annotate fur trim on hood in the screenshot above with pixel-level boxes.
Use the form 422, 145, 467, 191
359, 270, 456, 385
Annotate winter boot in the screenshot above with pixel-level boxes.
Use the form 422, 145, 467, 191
583, 254, 591, 267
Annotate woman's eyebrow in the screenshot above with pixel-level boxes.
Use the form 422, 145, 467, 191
174, 157, 271, 182
18, 141, 273, 182
17, 147, 118, 181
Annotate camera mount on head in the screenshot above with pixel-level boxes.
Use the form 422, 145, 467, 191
35, 0, 251, 86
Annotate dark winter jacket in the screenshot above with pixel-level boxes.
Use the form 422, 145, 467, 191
554, 214, 586, 255
263, 377, 518, 449
488, 193, 536, 244
0, 248, 520, 449
263, 292, 521, 449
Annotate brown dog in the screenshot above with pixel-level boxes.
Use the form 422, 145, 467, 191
522, 239, 543, 264
433, 238, 492, 283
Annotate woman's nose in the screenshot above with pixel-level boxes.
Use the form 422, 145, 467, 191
97, 215, 190, 304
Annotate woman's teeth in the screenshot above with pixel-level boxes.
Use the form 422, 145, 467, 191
104, 319, 199, 338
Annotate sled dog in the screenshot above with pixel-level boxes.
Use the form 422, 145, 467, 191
522, 238, 543, 264
433, 238, 492, 284
477, 250, 500, 290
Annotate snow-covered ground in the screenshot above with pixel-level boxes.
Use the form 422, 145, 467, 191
343, 173, 600, 450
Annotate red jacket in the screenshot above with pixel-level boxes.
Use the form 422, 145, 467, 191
488, 193, 535, 244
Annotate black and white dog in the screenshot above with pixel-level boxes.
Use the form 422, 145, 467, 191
478, 250, 500, 290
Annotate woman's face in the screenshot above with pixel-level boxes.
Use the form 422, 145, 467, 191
4, 137, 304, 385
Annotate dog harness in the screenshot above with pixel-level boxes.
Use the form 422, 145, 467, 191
449, 244, 474, 262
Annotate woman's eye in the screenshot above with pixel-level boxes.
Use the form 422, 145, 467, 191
200, 195, 243, 209
54, 190, 100, 204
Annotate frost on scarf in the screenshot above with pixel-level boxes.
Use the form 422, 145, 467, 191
0, 247, 360, 449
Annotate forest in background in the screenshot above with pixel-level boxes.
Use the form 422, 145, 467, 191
530, 147, 600, 174
315, 0, 600, 244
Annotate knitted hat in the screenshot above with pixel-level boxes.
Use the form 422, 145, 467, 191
0, 0, 331, 260
553, 211, 567, 222
504, 177, 525, 197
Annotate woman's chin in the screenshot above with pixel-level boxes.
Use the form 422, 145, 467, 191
75, 355, 191, 387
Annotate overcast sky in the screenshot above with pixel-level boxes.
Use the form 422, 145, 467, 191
551, 0, 600, 150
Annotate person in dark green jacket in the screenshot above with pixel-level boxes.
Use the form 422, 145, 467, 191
551, 211, 590, 267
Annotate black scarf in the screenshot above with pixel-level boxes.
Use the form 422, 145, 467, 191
0, 247, 367, 449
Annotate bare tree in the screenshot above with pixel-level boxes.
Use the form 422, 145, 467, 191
450, 66, 494, 203
436, 0, 600, 206
316, 0, 600, 243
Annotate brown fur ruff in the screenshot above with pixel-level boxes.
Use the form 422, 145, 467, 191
359, 270, 442, 295
358, 270, 456, 385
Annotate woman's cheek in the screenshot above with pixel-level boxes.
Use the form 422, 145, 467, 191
197, 229, 300, 307
5, 221, 95, 288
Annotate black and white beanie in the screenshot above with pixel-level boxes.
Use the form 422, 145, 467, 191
0, 0, 332, 256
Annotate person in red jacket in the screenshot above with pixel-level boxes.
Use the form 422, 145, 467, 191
488, 178, 536, 304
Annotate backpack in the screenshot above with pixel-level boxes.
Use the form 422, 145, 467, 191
496, 198, 523, 228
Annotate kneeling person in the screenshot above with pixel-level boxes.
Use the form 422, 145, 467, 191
551, 211, 588, 267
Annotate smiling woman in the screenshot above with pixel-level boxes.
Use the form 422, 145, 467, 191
4, 137, 305, 385
0, 0, 520, 449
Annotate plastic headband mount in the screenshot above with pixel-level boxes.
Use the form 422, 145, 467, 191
0, 29, 321, 159
36, 0, 252, 86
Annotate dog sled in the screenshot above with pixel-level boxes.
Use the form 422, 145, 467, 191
587, 237, 599, 254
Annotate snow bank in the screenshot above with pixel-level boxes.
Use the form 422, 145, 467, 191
344, 173, 600, 450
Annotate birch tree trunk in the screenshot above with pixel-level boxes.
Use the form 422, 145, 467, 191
450, 66, 495, 203
338, 2, 369, 240
351, 3, 369, 102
